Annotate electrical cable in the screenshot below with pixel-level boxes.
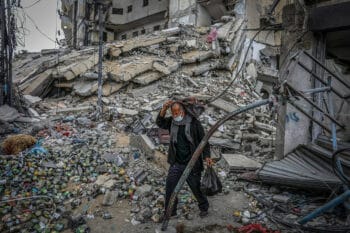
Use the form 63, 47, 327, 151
332, 148, 350, 186
21, 0, 43, 9
206, 26, 268, 104
21, 8, 56, 43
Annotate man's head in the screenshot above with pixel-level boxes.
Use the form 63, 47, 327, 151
171, 102, 185, 122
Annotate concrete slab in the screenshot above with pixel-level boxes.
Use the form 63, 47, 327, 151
73, 81, 98, 97
130, 134, 156, 159
182, 50, 214, 64
217, 21, 234, 40
0, 105, 20, 122
116, 108, 139, 116
133, 71, 164, 85
222, 153, 261, 171
153, 58, 179, 75
210, 98, 237, 112
102, 82, 124, 96
114, 58, 154, 82
130, 83, 159, 98
23, 95, 42, 106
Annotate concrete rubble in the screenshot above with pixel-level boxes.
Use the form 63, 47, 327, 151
4, 4, 348, 233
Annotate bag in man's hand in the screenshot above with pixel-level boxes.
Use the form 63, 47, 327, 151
201, 167, 222, 196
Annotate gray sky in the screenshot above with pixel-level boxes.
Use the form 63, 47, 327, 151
17, 0, 62, 52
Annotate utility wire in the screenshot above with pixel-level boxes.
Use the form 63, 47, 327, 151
207, 26, 268, 104
22, 0, 43, 9
21, 8, 56, 43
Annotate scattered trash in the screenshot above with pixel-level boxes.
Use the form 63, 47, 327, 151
237, 223, 280, 233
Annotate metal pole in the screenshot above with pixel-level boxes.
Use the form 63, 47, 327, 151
0, 0, 5, 105
327, 76, 337, 152
286, 83, 344, 128
298, 190, 350, 225
304, 51, 350, 90
161, 99, 272, 231
6, 0, 13, 106
297, 61, 344, 99
96, 3, 103, 119
301, 86, 331, 94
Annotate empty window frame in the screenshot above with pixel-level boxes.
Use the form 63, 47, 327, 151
121, 34, 127, 40
143, 0, 149, 7
153, 25, 160, 31
141, 29, 146, 34
112, 8, 123, 15
132, 31, 139, 37
127, 5, 133, 13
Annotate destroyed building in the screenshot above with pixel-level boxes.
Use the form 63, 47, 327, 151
60, 0, 235, 47
1, 0, 350, 232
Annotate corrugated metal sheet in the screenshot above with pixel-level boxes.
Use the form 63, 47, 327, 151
257, 139, 350, 191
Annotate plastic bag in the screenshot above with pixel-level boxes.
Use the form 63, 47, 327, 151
201, 167, 222, 196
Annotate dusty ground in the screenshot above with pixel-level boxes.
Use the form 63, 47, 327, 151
61, 173, 249, 233
67, 190, 249, 233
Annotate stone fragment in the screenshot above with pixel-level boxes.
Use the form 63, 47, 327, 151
153, 58, 179, 75
102, 190, 118, 206
133, 71, 164, 85
135, 184, 152, 197
102, 82, 124, 96
217, 21, 234, 40
0, 105, 20, 122
222, 154, 261, 172
103, 179, 117, 189
272, 194, 291, 203
116, 108, 138, 116
95, 175, 110, 186
182, 50, 214, 64
73, 81, 98, 97
210, 98, 237, 112
23, 95, 42, 106
130, 134, 156, 158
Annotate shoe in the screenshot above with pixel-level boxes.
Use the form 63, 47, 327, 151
199, 210, 208, 218
158, 211, 177, 222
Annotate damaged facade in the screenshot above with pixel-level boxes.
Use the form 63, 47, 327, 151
1, 0, 350, 232
60, 0, 235, 47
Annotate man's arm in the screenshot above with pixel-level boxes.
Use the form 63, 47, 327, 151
156, 100, 173, 130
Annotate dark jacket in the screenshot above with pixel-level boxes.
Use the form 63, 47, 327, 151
156, 113, 210, 171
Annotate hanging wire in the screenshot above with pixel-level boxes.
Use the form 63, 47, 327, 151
20, 8, 56, 43
21, 0, 43, 9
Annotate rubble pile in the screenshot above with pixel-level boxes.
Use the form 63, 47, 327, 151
2, 14, 281, 233
0, 113, 237, 232
12, 15, 277, 162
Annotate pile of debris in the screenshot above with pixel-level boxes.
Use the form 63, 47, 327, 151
1, 13, 281, 233
12, 14, 278, 164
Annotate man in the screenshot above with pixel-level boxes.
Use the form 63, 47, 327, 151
156, 99, 213, 218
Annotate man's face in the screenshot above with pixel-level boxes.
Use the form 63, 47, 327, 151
171, 104, 184, 119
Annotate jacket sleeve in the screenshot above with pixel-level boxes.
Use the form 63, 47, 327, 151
196, 120, 210, 160
156, 112, 172, 131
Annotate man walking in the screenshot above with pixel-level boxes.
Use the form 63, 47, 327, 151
156, 100, 213, 218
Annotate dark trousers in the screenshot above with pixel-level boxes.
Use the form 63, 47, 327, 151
165, 163, 209, 215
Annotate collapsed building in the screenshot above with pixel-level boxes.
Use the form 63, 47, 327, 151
1, 0, 350, 232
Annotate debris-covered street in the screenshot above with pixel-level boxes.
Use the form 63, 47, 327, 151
1, 0, 350, 232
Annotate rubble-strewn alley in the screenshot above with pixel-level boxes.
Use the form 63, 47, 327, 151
1, 0, 350, 233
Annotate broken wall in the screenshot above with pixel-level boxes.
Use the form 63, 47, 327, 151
108, 0, 169, 25
275, 3, 313, 159
169, 0, 212, 27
